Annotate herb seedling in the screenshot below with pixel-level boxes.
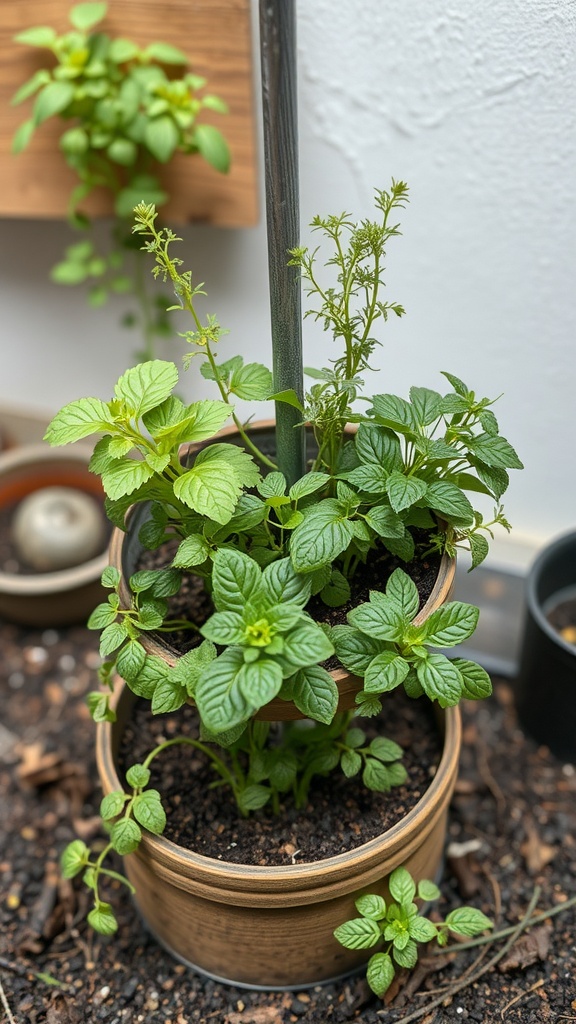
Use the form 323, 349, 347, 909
334, 865, 493, 998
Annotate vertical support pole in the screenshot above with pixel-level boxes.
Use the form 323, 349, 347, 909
259, 0, 305, 486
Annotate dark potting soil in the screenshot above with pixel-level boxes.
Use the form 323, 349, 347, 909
2, 622, 576, 1023
116, 688, 442, 866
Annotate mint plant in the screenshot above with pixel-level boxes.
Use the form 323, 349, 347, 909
12, 1, 230, 360
334, 866, 493, 998
47, 184, 522, 935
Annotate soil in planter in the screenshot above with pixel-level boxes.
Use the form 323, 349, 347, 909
116, 687, 443, 866
544, 584, 576, 646
0, 498, 111, 576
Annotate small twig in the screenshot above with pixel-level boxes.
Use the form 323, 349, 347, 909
379, 887, 541, 1024
431, 891, 576, 955
500, 978, 544, 1019
0, 976, 17, 1024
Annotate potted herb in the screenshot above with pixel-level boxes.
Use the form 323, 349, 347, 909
12, 1, 230, 361
45, 185, 522, 987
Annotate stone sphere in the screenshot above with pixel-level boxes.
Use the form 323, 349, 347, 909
12, 486, 107, 572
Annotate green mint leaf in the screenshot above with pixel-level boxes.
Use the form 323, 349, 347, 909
479, 409, 499, 435
364, 652, 410, 694
418, 879, 441, 902
114, 643, 145, 684
355, 421, 403, 471
60, 840, 89, 879
355, 693, 383, 718
364, 505, 405, 539
366, 952, 395, 997
151, 677, 187, 714
345, 727, 366, 748
125, 764, 151, 789
144, 40, 188, 63
110, 818, 142, 855
467, 433, 523, 470
426, 481, 475, 526
258, 472, 287, 499
451, 658, 492, 700
441, 371, 469, 396
362, 759, 396, 792
371, 393, 418, 433
320, 568, 351, 608
101, 458, 155, 500
269, 751, 298, 791
291, 665, 338, 724
172, 534, 210, 568
229, 361, 273, 400
290, 500, 354, 572
392, 938, 418, 968
87, 603, 118, 630
125, 654, 168, 699
268, 389, 304, 411
333, 918, 381, 950
355, 894, 387, 921
471, 459, 510, 500
132, 790, 166, 835
173, 641, 217, 697
145, 115, 179, 162
383, 531, 415, 562
389, 866, 417, 905
340, 749, 362, 778
100, 791, 128, 821
332, 626, 384, 675
348, 595, 406, 642
33, 81, 74, 125
424, 602, 479, 647
261, 557, 311, 607
409, 386, 442, 426
386, 568, 419, 620
44, 397, 114, 445
201, 610, 246, 645
282, 622, 334, 669
343, 463, 388, 494
408, 916, 439, 942
238, 659, 283, 709
289, 472, 331, 502
369, 737, 404, 762
194, 443, 261, 489
114, 361, 179, 418
99, 621, 129, 657
14, 26, 57, 47
195, 648, 251, 732
445, 907, 493, 937
88, 902, 118, 936
180, 400, 232, 444
416, 653, 463, 706
237, 785, 271, 813
69, 2, 107, 31
195, 123, 231, 174
173, 459, 241, 525
469, 532, 490, 569
386, 473, 428, 513
212, 549, 262, 613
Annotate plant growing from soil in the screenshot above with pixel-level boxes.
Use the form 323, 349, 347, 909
12, 1, 230, 360
334, 865, 493, 998
46, 184, 522, 932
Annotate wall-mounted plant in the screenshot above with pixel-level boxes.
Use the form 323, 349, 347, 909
11, 1, 230, 361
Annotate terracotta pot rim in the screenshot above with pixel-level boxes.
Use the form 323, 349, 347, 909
0, 443, 109, 594
97, 684, 461, 891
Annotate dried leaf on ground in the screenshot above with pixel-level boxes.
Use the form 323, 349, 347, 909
498, 925, 551, 972
520, 822, 557, 875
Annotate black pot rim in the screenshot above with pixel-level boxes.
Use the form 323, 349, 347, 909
526, 529, 576, 655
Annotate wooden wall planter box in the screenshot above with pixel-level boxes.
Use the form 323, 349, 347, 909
0, 0, 259, 227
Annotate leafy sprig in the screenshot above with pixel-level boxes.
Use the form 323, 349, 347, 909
334, 865, 493, 998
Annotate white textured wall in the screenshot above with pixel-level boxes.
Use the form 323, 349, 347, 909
1, 0, 575, 570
